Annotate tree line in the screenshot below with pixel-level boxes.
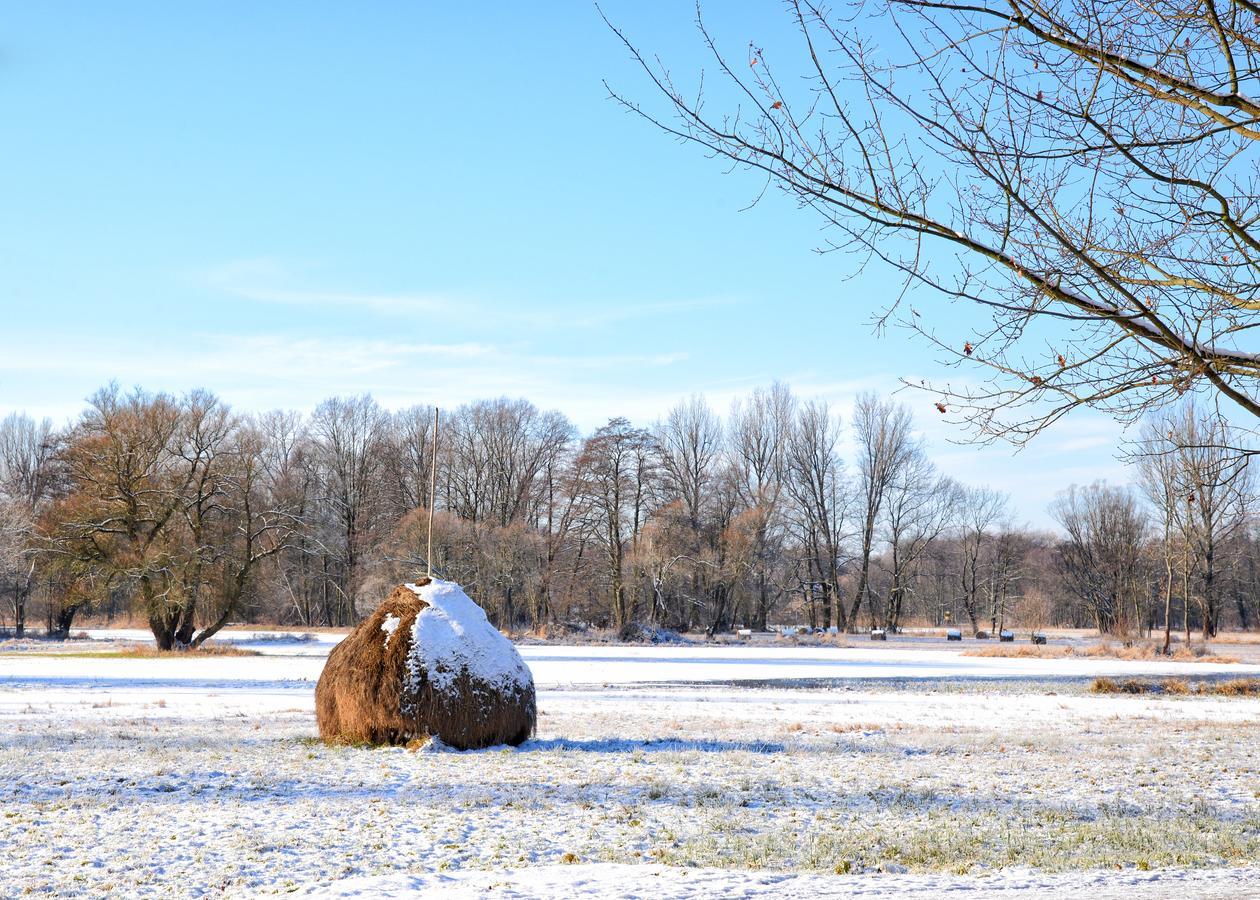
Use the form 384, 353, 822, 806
1, 383, 1257, 646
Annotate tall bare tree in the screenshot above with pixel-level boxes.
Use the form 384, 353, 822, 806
785, 399, 848, 629
1052, 482, 1149, 636
0, 413, 55, 637
1137, 415, 1190, 652
445, 398, 574, 527
986, 529, 1032, 636
729, 382, 795, 628
388, 405, 437, 515
850, 393, 917, 629
956, 486, 1010, 635
575, 418, 658, 634
1170, 403, 1252, 637
656, 396, 724, 628
656, 396, 722, 532
881, 455, 958, 632
310, 395, 390, 623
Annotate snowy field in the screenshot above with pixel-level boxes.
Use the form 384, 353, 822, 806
2, 635, 1259, 897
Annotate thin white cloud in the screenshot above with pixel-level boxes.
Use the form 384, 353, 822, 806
526, 351, 689, 370
198, 259, 457, 315
234, 288, 454, 316
514, 297, 742, 329
197, 258, 741, 327
0, 335, 497, 380
0, 332, 689, 425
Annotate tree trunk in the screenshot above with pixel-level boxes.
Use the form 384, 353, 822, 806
51, 604, 81, 640
1202, 545, 1216, 641
886, 584, 904, 632
1182, 550, 1192, 645
848, 517, 876, 629
706, 583, 729, 637
755, 572, 770, 632
1162, 545, 1173, 656
963, 603, 980, 636
144, 579, 179, 651
14, 578, 27, 639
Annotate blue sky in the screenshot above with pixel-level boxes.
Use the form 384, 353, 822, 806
0, 2, 1127, 527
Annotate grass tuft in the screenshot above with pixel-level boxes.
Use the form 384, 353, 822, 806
1212, 678, 1260, 696
1090, 677, 1147, 695
1159, 678, 1190, 695
110, 643, 260, 658
966, 640, 1237, 663
1091, 676, 1260, 696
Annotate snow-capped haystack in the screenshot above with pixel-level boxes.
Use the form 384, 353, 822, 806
315, 578, 535, 750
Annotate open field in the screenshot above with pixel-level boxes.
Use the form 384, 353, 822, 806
2, 636, 1259, 897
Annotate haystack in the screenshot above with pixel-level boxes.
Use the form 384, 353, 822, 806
315, 578, 535, 750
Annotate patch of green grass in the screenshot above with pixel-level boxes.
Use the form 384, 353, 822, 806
0, 643, 259, 659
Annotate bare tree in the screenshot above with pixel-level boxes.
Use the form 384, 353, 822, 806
1052, 482, 1149, 636
881, 454, 958, 632
785, 399, 848, 629
656, 396, 722, 532
1136, 415, 1189, 652
50, 389, 296, 648
255, 410, 321, 626
388, 405, 437, 515
575, 418, 658, 634
532, 427, 583, 627
184, 418, 299, 645
446, 398, 574, 527
52, 386, 187, 642
987, 529, 1032, 636
850, 393, 917, 629
606, 2, 1260, 441
956, 486, 1010, 635
0, 497, 26, 633
310, 395, 390, 623
0, 413, 55, 637
656, 396, 724, 628
1170, 404, 1252, 638
729, 382, 795, 628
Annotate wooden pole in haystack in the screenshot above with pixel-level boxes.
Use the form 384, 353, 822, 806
427, 406, 439, 578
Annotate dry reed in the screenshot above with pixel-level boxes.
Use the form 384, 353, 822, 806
965, 640, 1238, 663
1091, 676, 1260, 696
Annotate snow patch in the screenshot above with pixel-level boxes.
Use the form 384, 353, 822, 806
380, 614, 401, 648
297, 863, 1260, 898
404, 580, 533, 693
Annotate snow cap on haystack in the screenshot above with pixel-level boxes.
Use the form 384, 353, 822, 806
315, 578, 535, 750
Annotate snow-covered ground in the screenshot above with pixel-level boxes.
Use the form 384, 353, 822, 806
1, 636, 1258, 897
299, 863, 1260, 899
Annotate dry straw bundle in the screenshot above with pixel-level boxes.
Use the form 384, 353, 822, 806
316, 578, 536, 750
